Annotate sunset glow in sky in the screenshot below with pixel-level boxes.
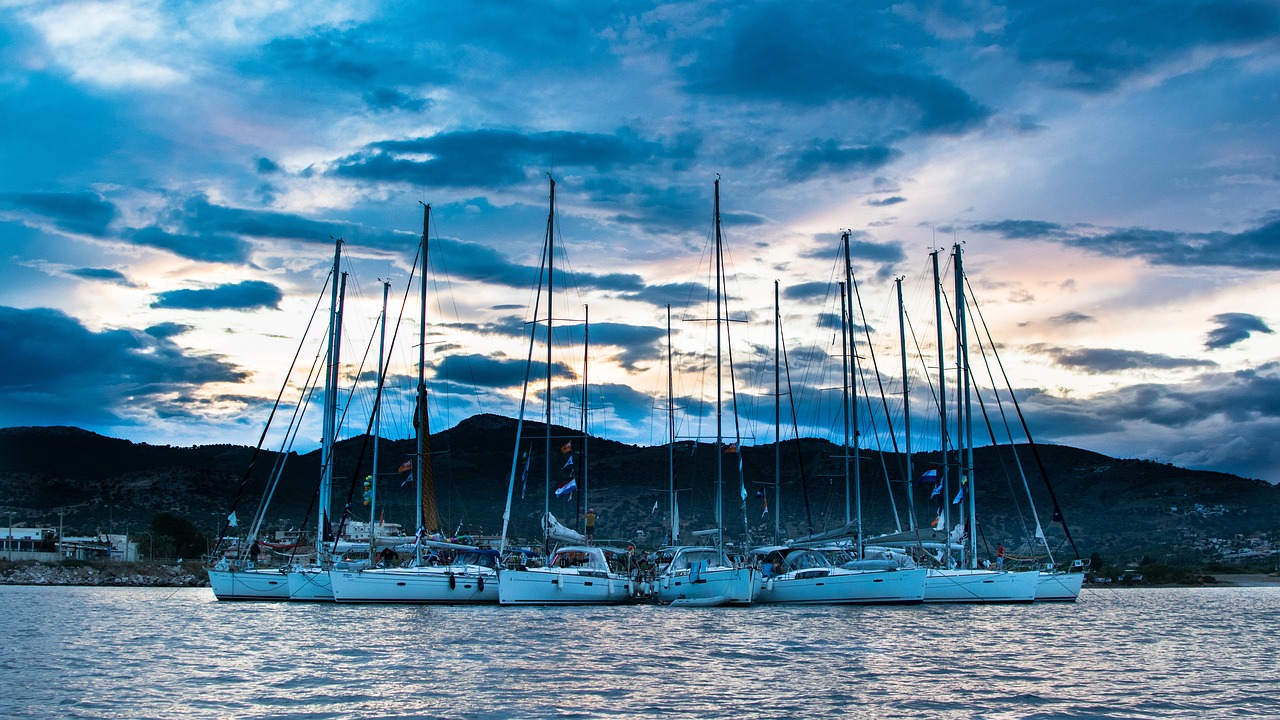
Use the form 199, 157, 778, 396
3, 1, 1279, 483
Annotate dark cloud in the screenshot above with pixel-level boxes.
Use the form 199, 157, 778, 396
1205, 312, 1274, 350
144, 322, 191, 338
257, 157, 282, 174
125, 226, 253, 264
363, 88, 429, 113
69, 267, 133, 286
0, 306, 245, 427
784, 281, 833, 301
681, 2, 989, 134
0, 191, 116, 236
973, 214, 1280, 270
562, 322, 666, 371
788, 141, 901, 181
1027, 343, 1217, 374
151, 280, 284, 311
330, 129, 691, 189
1005, 1, 1280, 92
1048, 312, 1094, 326
868, 196, 906, 207
434, 353, 575, 391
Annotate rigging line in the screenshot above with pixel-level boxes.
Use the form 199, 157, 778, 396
966, 351, 1036, 552
965, 290, 1046, 561
333, 240, 422, 545
964, 272, 1081, 559
214, 267, 332, 555
855, 353, 902, 533
500, 198, 551, 551
781, 319, 816, 536
249, 334, 327, 544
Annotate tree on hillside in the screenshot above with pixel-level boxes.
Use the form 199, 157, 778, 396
150, 512, 205, 560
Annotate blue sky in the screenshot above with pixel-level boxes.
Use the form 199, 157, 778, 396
2, 1, 1279, 483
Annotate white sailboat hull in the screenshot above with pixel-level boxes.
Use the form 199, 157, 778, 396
757, 567, 926, 605
1035, 571, 1085, 601
209, 567, 289, 601
498, 567, 634, 605
285, 566, 333, 601
924, 568, 1039, 603
654, 565, 760, 606
330, 565, 498, 604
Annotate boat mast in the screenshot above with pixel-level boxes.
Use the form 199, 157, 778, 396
897, 276, 916, 531
773, 280, 782, 546
414, 205, 429, 565
319, 239, 343, 562
544, 176, 556, 555
839, 280, 851, 528
954, 242, 977, 568
369, 280, 389, 559
931, 249, 951, 565
581, 304, 589, 524
667, 304, 677, 546
841, 231, 862, 554
714, 176, 725, 556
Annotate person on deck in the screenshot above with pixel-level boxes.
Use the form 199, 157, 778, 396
996, 543, 1005, 570
585, 508, 597, 543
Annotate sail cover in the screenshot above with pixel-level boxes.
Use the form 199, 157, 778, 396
543, 512, 587, 544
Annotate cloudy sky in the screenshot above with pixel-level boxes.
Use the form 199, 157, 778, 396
3, 1, 1279, 484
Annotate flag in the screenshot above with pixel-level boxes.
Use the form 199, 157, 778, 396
519, 445, 531, 499
931, 512, 943, 528
398, 459, 413, 473
651, 500, 659, 513
952, 486, 966, 505
762, 497, 769, 517
724, 443, 738, 454
226, 511, 238, 528
400, 474, 414, 487
555, 477, 577, 497
740, 482, 748, 501
930, 482, 942, 498
560, 441, 573, 455
562, 455, 574, 469
916, 469, 938, 485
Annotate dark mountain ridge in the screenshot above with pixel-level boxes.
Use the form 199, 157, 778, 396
2, 415, 1277, 562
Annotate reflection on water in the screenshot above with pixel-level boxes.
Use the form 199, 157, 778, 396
1, 586, 1277, 719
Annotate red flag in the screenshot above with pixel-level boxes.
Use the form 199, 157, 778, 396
560, 441, 573, 455
724, 443, 738, 454
398, 459, 413, 473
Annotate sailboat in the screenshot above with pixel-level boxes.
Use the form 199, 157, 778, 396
920, 244, 1038, 603
209, 239, 345, 601
652, 178, 760, 607
496, 176, 635, 606
753, 272, 925, 606
329, 204, 500, 604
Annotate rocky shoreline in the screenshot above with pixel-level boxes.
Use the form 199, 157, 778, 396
0, 560, 207, 587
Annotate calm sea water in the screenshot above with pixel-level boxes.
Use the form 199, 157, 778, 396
1, 585, 1276, 719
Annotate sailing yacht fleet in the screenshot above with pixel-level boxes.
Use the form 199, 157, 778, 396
210, 176, 1086, 607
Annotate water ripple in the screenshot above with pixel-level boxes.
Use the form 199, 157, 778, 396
1, 586, 1277, 719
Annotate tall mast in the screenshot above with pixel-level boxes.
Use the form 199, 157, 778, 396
954, 243, 977, 568
544, 176, 556, 554
581, 305, 589, 524
841, 231, 861, 554
369, 280, 389, 559
931, 249, 951, 564
667, 305, 677, 545
414, 205, 429, 564
839, 280, 851, 527
316, 238, 340, 558
319, 239, 343, 561
897, 276, 916, 531
714, 176, 725, 555
773, 280, 782, 545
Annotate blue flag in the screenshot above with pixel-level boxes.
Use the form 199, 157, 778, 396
916, 469, 938, 485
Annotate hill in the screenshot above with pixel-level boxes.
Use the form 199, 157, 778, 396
2, 416, 1277, 563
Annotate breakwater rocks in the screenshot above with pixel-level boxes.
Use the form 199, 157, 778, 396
0, 561, 206, 587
